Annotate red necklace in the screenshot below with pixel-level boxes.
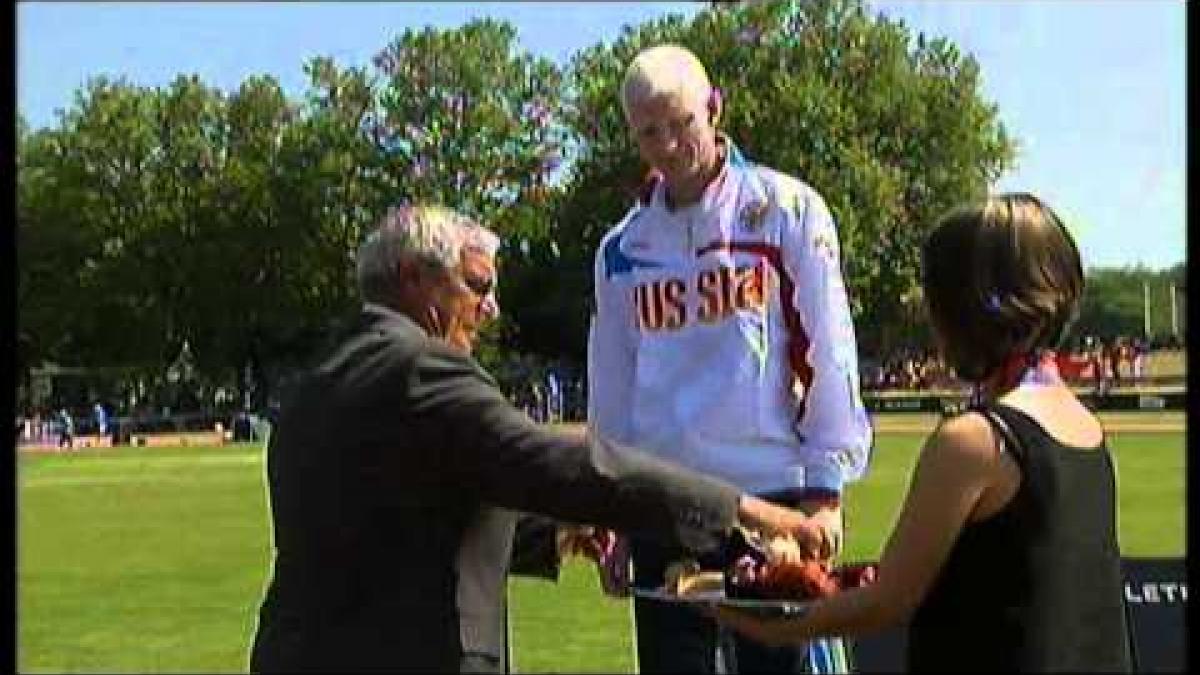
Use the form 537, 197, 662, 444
971, 350, 1062, 406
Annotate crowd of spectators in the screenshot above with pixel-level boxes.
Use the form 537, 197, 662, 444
861, 349, 957, 392
1056, 335, 1154, 394
15, 405, 96, 449
861, 335, 1171, 394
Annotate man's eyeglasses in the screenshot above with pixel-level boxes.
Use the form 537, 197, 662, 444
462, 275, 495, 299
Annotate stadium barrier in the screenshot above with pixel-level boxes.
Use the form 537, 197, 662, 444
863, 388, 1186, 414
69, 434, 113, 449
108, 411, 263, 445
128, 430, 226, 447
16, 411, 270, 452
850, 557, 1186, 673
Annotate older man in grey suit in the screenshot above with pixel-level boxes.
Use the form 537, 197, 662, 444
248, 205, 824, 673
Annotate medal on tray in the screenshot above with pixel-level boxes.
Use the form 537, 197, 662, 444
633, 526, 877, 617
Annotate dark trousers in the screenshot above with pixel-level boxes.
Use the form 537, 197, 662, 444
630, 536, 817, 674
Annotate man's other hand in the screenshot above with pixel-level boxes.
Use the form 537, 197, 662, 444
801, 502, 840, 559
736, 496, 842, 561
556, 525, 612, 560
795, 501, 843, 562
556, 526, 630, 597
595, 533, 632, 597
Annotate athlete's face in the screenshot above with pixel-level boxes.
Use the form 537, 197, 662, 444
625, 91, 720, 191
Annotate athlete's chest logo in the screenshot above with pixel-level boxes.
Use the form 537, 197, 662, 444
633, 262, 768, 332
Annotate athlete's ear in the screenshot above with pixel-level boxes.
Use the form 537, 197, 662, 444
708, 87, 722, 126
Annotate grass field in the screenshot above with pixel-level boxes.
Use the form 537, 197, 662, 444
17, 414, 1185, 673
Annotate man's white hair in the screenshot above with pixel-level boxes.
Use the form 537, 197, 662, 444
621, 43, 713, 118
356, 205, 500, 305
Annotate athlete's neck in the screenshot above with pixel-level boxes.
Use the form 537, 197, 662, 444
664, 139, 727, 210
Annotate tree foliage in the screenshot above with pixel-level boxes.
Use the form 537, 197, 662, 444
19, 77, 181, 373
362, 20, 572, 370
16, 19, 573, 402
1076, 264, 1187, 344
24, 3, 1180, 412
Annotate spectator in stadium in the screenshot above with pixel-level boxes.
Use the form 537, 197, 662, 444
1089, 338, 1108, 395
22, 411, 34, 444
587, 44, 873, 673
1131, 336, 1149, 379
56, 407, 74, 450
93, 401, 109, 436
711, 193, 1132, 672
35, 409, 49, 444
545, 369, 562, 424
248, 204, 826, 673
1105, 337, 1124, 387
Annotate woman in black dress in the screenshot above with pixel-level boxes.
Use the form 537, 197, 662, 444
713, 193, 1132, 672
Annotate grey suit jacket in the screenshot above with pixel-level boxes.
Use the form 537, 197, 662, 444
249, 304, 740, 673
456, 509, 559, 673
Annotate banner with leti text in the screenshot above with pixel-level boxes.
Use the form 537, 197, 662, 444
1120, 557, 1187, 673
849, 557, 1185, 673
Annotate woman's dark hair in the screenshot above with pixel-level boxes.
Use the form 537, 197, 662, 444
920, 193, 1084, 382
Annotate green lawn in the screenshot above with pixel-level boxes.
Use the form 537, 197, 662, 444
18, 428, 1185, 673
18, 448, 271, 673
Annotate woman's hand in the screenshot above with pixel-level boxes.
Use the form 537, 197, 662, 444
703, 604, 813, 647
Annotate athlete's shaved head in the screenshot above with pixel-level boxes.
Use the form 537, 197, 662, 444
621, 44, 713, 119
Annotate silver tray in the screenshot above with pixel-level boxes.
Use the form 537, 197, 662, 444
632, 588, 813, 617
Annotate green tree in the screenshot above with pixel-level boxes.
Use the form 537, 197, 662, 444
557, 0, 1016, 359
17, 17, 575, 400
17, 78, 170, 373
143, 75, 230, 368
366, 19, 567, 221
16, 72, 345, 408
363, 19, 571, 370
184, 73, 300, 405
1076, 264, 1187, 344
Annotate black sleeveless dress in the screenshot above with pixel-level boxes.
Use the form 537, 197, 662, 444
906, 403, 1133, 672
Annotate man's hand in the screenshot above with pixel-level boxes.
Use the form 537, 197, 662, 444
736, 496, 842, 561
557, 525, 612, 560
794, 501, 843, 562
556, 526, 630, 597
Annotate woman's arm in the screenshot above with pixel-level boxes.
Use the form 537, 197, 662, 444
712, 412, 1004, 644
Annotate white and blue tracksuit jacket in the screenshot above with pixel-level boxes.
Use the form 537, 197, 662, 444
587, 140, 873, 499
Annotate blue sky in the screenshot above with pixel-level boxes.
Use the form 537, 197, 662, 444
17, 1, 1186, 270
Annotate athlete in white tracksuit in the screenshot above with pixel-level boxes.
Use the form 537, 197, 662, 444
588, 43, 874, 674
590, 137, 872, 511
588, 138, 873, 673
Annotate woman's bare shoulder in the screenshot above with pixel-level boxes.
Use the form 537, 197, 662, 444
924, 411, 1003, 468
1000, 387, 1104, 448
